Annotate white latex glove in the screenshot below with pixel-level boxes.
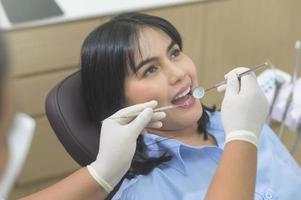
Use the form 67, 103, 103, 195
218, 68, 269, 144
87, 100, 166, 192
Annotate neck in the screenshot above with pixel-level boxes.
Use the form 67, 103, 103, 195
147, 123, 215, 147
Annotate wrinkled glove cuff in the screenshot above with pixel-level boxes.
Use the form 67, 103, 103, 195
87, 165, 113, 193
225, 130, 258, 148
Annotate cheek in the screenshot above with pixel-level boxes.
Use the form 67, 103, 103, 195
180, 55, 198, 82
125, 81, 166, 105
188, 60, 198, 81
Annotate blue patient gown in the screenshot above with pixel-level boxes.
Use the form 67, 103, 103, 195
113, 112, 301, 200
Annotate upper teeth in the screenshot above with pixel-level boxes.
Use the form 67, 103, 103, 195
174, 87, 190, 100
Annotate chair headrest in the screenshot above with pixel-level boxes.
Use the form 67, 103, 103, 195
45, 71, 99, 166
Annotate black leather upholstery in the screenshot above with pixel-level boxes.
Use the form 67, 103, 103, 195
45, 71, 99, 166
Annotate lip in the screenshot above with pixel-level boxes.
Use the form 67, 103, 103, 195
178, 95, 196, 108
173, 82, 192, 100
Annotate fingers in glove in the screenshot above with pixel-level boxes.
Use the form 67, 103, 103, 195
146, 121, 163, 129
113, 110, 166, 125
130, 108, 154, 134
225, 72, 240, 96
150, 112, 166, 122
217, 84, 226, 92
111, 100, 158, 119
206, 67, 253, 93
239, 72, 259, 94
224, 67, 250, 79
219, 67, 250, 93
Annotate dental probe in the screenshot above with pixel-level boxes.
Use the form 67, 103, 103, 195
203, 61, 270, 93
107, 105, 180, 119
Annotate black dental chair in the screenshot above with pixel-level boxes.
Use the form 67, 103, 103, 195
45, 71, 99, 166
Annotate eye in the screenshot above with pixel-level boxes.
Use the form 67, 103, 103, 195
143, 65, 158, 77
170, 48, 181, 59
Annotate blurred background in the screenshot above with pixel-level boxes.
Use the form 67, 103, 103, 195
1, 0, 301, 199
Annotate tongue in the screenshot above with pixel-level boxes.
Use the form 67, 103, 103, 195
172, 94, 190, 105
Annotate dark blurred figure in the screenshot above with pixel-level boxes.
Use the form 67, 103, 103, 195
0, 30, 13, 177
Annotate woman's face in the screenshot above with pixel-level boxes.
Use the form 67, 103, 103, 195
125, 27, 203, 132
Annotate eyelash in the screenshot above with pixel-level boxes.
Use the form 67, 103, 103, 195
141, 47, 182, 77
143, 65, 158, 77
170, 48, 181, 59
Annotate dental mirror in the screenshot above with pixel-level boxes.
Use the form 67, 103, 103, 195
192, 87, 205, 99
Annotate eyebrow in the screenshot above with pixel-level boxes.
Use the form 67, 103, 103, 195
135, 40, 176, 71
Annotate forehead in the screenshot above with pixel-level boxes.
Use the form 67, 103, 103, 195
137, 27, 172, 58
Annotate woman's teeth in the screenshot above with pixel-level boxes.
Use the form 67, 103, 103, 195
170, 86, 197, 108
174, 87, 191, 100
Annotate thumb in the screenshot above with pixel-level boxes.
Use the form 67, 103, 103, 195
129, 108, 153, 136
240, 72, 258, 94
217, 84, 227, 92
225, 72, 240, 96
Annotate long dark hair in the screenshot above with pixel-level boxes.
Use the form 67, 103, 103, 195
81, 12, 214, 199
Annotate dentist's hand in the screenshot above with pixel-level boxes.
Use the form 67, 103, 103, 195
87, 100, 166, 192
218, 68, 269, 145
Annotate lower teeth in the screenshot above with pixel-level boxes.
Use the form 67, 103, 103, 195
172, 94, 190, 104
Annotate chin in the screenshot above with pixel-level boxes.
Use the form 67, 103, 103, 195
163, 102, 203, 130
180, 104, 203, 125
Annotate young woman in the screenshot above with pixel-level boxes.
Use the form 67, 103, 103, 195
80, 12, 301, 200
0, 22, 259, 199
21, 12, 300, 200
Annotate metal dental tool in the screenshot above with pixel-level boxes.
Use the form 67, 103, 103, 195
278, 41, 301, 138
192, 60, 271, 96
107, 105, 180, 120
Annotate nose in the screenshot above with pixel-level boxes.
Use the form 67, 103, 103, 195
165, 61, 186, 85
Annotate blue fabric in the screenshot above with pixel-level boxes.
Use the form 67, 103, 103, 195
112, 112, 301, 200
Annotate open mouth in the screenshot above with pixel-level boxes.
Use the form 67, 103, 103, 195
171, 86, 193, 106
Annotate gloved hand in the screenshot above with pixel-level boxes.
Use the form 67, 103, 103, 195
87, 100, 166, 192
218, 68, 269, 146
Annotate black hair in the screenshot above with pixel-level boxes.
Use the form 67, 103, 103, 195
81, 12, 215, 199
